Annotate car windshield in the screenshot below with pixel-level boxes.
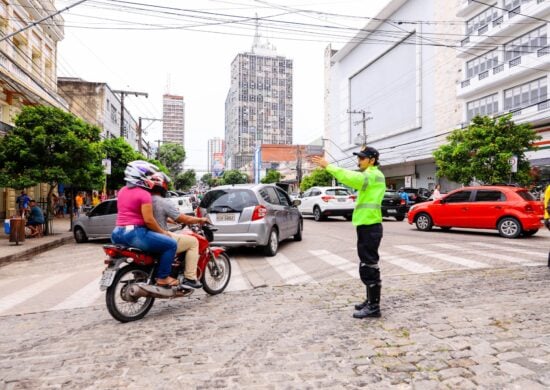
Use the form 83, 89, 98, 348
326, 189, 351, 196
200, 189, 258, 212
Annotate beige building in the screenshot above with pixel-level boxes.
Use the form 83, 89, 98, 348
0, 0, 66, 218
162, 94, 185, 146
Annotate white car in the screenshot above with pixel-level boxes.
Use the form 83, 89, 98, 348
166, 191, 194, 215
298, 186, 355, 221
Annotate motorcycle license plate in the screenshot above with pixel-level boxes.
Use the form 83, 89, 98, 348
99, 268, 116, 289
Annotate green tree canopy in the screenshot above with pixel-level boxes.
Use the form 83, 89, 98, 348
0, 105, 104, 192
261, 169, 282, 184
220, 169, 248, 185
158, 142, 186, 178
300, 168, 333, 192
200, 172, 218, 188
174, 169, 196, 191
433, 115, 540, 186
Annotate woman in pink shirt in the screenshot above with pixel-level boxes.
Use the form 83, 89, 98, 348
111, 161, 178, 287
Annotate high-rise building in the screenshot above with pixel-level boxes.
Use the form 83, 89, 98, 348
225, 21, 293, 170
162, 94, 185, 146
207, 137, 225, 177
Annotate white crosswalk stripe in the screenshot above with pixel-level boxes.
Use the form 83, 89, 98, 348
431, 243, 542, 267
309, 249, 357, 278
225, 258, 252, 292
395, 244, 489, 269
50, 276, 103, 311
266, 253, 315, 285
469, 242, 548, 259
379, 251, 436, 273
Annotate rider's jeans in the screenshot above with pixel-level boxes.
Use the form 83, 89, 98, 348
111, 226, 177, 279
169, 232, 199, 280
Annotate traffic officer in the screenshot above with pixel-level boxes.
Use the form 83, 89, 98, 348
312, 146, 386, 318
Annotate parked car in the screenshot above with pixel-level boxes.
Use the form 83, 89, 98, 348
407, 185, 544, 238
382, 190, 409, 221
73, 198, 117, 243
298, 186, 355, 221
196, 184, 303, 256
399, 187, 431, 204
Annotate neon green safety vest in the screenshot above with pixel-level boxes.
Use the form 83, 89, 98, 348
326, 164, 386, 226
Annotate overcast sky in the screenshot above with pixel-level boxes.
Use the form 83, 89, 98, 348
56, 0, 390, 175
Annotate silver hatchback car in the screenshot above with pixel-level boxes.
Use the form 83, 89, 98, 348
197, 184, 303, 256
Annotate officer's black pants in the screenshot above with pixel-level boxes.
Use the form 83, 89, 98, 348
356, 223, 383, 286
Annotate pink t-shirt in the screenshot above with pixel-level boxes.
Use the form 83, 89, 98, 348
116, 186, 152, 226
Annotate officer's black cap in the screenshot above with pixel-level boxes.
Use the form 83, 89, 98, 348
353, 146, 379, 159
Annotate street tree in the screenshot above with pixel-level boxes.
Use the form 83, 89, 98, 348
158, 143, 186, 178
433, 115, 540, 186
0, 105, 104, 232
174, 169, 196, 191
300, 168, 333, 192
261, 169, 282, 184
100, 137, 142, 191
221, 169, 248, 185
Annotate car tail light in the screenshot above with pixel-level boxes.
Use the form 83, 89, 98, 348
349, 195, 357, 201
400, 199, 406, 205
195, 207, 202, 218
321, 196, 335, 202
524, 204, 534, 213
252, 205, 267, 221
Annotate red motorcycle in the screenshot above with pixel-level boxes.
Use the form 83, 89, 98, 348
99, 224, 231, 322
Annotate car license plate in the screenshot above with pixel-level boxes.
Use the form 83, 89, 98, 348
338, 198, 346, 202
387, 209, 397, 214
99, 268, 116, 289
216, 213, 237, 222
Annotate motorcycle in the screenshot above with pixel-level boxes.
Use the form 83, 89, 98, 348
99, 224, 231, 322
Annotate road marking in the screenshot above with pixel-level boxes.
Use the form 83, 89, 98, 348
266, 253, 315, 285
431, 243, 541, 266
395, 245, 488, 269
309, 249, 357, 278
379, 251, 436, 273
226, 258, 252, 292
469, 242, 547, 258
50, 276, 103, 311
0, 273, 72, 314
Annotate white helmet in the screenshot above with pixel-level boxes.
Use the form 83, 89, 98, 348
124, 160, 160, 190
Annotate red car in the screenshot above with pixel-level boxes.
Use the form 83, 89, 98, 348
407, 185, 544, 238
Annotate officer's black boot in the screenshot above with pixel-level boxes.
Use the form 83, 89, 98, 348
354, 286, 369, 310
353, 284, 381, 319
547, 251, 550, 268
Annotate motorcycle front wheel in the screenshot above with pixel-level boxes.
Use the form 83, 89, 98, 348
201, 252, 232, 295
105, 264, 155, 323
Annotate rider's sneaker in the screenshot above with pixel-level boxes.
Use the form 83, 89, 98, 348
181, 278, 203, 289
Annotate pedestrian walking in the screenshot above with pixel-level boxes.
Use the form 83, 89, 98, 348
312, 146, 386, 319
432, 184, 442, 200
15, 190, 30, 217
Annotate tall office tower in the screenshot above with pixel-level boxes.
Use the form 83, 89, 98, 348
225, 21, 293, 170
207, 137, 226, 177
162, 94, 185, 146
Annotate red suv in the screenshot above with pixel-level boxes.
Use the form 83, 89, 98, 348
407, 185, 544, 238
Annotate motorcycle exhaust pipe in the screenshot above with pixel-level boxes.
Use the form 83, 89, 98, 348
128, 283, 194, 299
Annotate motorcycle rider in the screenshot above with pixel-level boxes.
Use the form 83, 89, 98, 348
149, 172, 210, 289
111, 160, 179, 287
312, 146, 386, 319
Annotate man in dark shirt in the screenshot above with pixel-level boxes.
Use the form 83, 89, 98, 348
27, 200, 45, 237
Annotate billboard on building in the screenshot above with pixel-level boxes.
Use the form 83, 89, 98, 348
212, 152, 225, 177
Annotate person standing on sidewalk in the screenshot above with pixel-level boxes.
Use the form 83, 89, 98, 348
312, 146, 386, 319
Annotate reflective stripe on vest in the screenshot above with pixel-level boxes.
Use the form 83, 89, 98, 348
356, 203, 382, 210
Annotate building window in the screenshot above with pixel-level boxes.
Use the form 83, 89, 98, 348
503, 0, 530, 10
467, 93, 498, 121
466, 5, 499, 36
503, 77, 547, 112
504, 25, 547, 62
466, 49, 499, 79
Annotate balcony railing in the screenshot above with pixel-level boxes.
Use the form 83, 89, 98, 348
479, 70, 489, 80
511, 109, 522, 116
509, 56, 521, 67
478, 25, 489, 35
461, 79, 471, 88
538, 46, 549, 57
492, 16, 504, 27
461, 36, 470, 47
493, 64, 504, 74
508, 6, 521, 18
539, 101, 549, 111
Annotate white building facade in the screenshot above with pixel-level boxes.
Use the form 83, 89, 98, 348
457, 0, 550, 179
162, 94, 185, 146
325, 0, 462, 191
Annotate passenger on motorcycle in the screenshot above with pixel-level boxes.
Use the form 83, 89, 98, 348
111, 160, 178, 287
149, 172, 210, 289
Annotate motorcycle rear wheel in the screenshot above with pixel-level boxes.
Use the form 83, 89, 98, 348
201, 252, 232, 295
106, 264, 155, 323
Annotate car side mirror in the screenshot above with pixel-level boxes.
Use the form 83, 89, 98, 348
292, 199, 301, 207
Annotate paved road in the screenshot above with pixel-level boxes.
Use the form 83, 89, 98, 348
0, 218, 547, 316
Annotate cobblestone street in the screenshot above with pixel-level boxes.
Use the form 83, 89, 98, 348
1, 265, 550, 389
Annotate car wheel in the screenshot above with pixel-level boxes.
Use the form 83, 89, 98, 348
415, 213, 433, 231
395, 216, 405, 222
313, 206, 324, 222
74, 226, 88, 243
522, 229, 538, 237
263, 228, 279, 256
293, 220, 303, 241
344, 215, 353, 221
497, 217, 521, 239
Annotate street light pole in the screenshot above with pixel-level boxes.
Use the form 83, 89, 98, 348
138, 117, 163, 154
347, 109, 372, 146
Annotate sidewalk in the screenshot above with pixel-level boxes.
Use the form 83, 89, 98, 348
0, 217, 74, 265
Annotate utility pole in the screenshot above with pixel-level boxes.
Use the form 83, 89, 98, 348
138, 117, 163, 154
112, 90, 148, 138
347, 109, 372, 146
155, 139, 163, 160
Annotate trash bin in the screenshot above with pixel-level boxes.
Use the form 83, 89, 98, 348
3, 219, 9, 234
9, 218, 25, 244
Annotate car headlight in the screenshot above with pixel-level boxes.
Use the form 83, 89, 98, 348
408, 205, 416, 212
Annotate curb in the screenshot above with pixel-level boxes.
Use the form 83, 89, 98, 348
0, 236, 74, 266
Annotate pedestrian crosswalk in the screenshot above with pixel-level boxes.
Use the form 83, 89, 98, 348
0, 240, 547, 316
